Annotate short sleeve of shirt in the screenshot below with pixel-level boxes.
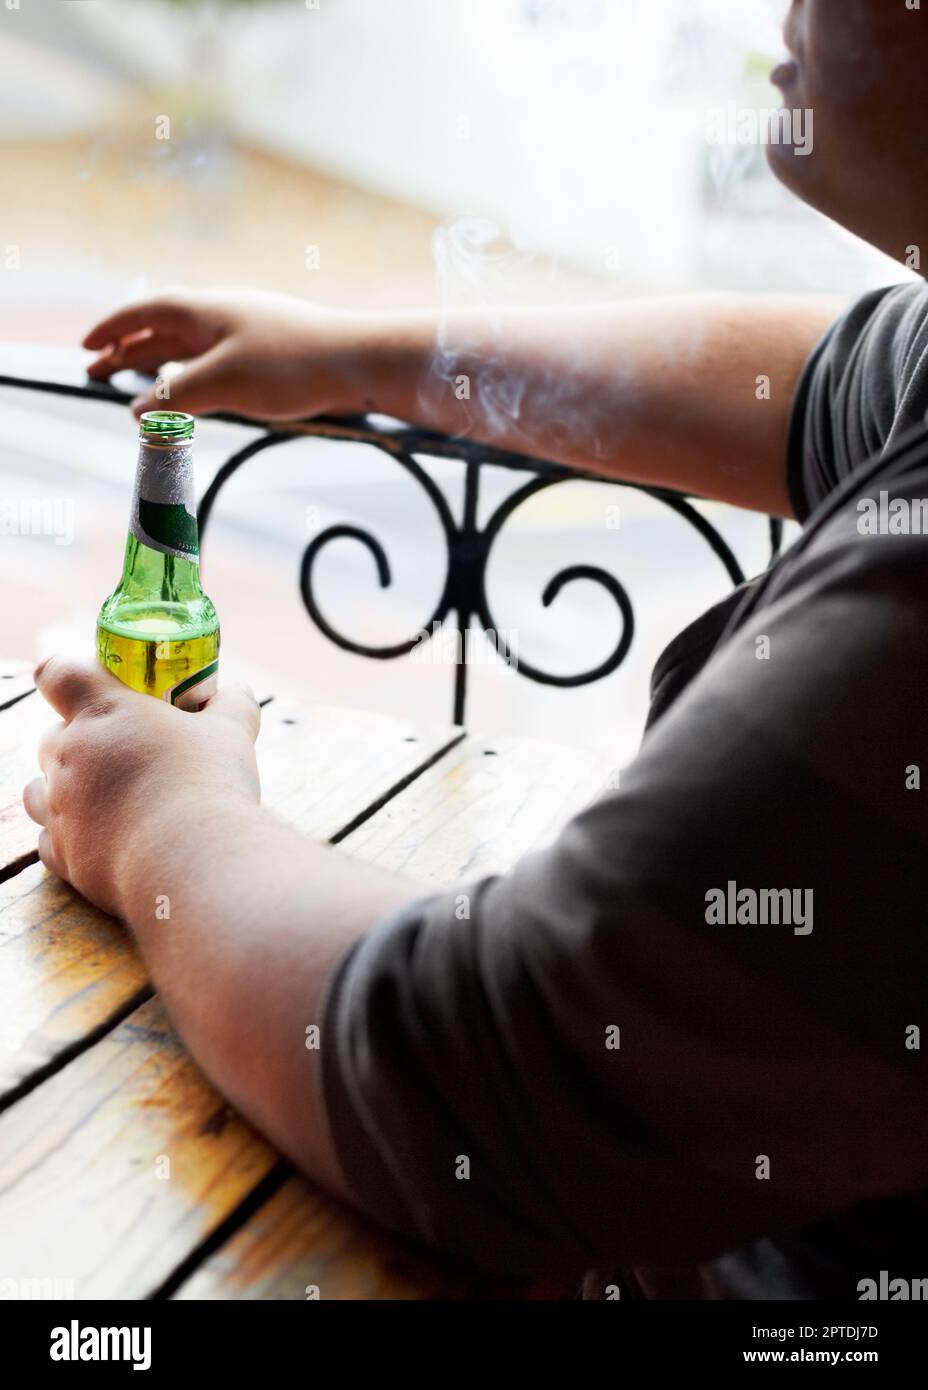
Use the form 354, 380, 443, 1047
788, 279, 928, 521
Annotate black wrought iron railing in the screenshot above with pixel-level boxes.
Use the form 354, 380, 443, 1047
1, 371, 782, 724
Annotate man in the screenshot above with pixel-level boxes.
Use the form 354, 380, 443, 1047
25, 0, 928, 1297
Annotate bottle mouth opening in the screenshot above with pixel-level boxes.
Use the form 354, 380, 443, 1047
139, 411, 195, 442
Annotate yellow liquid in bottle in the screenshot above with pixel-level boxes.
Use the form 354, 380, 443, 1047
97, 612, 219, 705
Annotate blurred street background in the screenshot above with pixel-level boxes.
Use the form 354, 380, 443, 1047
0, 0, 912, 761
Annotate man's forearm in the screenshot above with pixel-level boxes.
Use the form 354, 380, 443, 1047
344, 295, 842, 517
114, 796, 416, 1200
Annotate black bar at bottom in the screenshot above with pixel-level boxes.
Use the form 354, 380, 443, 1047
1, 1297, 924, 1376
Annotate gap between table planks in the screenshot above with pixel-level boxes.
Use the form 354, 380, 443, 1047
0, 671, 607, 1298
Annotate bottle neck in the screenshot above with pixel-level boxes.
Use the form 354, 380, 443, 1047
117, 436, 204, 599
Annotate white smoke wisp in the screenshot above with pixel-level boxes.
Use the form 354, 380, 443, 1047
425, 214, 615, 459
430, 216, 532, 436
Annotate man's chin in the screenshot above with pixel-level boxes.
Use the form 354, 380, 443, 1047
765, 137, 816, 195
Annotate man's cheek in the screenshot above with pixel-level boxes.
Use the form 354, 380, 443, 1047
806, 1, 902, 107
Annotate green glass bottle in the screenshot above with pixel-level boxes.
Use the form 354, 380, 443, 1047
97, 411, 219, 709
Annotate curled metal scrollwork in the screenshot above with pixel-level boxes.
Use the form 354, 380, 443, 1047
280, 433, 755, 724
298, 446, 458, 662
474, 474, 636, 689
293, 450, 643, 719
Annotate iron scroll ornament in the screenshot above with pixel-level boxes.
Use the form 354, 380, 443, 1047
0, 373, 782, 726
297, 455, 639, 726
194, 415, 773, 726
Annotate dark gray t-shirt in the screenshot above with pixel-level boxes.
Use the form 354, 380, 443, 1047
320, 280, 928, 1299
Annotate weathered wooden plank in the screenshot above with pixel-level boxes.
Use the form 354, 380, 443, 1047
341, 730, 606, 883
0, 697, 460, 1102
172, 732, 606, 1300
256, 699, 462, 841
0, 864, 150, 1099
0, 996, 276, 1297
173, 1171, 573, 1302
173, 1174, 476, 1301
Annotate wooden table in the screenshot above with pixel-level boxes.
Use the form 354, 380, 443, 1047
0, 657, 605, 1300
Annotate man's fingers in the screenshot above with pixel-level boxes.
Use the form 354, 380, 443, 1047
86, 331, 193, 382
201, 683, 261, 742
82, 296, 194, 351
37, 829, 67, 881
23, 776, 48, 827
37, 720, 64, 771
34, 655, 123, 722
130, 342, 233, 418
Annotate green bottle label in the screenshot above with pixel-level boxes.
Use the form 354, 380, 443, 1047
137, 499, 199, 558
130, 440, 200, 562
164, 658, 219, 711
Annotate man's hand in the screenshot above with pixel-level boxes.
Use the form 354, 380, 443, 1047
83, 288, 370, 421
23, 656, 260, 919
21, 656, 413, 1209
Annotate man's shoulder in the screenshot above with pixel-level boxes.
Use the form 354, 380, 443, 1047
776, 421, 928, 605
825, 280, 928, 385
